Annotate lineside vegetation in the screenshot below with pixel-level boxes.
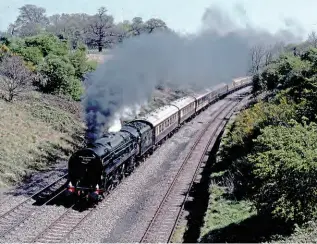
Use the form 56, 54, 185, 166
200, 34, 317, 242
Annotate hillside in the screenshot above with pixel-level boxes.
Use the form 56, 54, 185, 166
0, 80, 196, 189
0, 91, 84, 187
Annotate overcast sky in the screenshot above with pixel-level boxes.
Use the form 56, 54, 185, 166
0, 0, 316, 36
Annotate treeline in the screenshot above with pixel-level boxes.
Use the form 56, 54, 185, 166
2, 4, 169, 52
0, 4, 169, 102
217, 32, 317, 232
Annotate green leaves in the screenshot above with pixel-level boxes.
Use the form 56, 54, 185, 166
6, 34, 96, 100
248, 122, 317, 223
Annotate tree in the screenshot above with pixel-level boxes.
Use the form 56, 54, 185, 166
308, 31, 317, 48
46, 13, 91, 49
88, 7, 115, 52
38, 54, 82, 98
0, 55, 34, 101
7, 23, 18, 36
249, 45, 266, 75
145, 18, 167, 33
10, 4, 49, 37
129, 17, 146, 36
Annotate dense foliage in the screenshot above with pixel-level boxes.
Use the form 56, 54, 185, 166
0, 34, 92, 100
249, 121, 317, 223
219, 44, 317, 226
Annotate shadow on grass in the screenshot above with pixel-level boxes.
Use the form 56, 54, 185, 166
199, 214, 293, 243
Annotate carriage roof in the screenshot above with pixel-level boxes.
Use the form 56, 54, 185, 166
137, 105, 179, 127
170, 96, 195, 110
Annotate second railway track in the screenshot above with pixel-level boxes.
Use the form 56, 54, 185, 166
27, 98, 235, 243
0, 174, 68, 238
140, 92, 248, 243
30, 201, 93, 243
0, 87, 250, 243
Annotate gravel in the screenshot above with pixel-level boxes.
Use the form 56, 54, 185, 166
0, 87, 251, 243
0, 161, 67, 216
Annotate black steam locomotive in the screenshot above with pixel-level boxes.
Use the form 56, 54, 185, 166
66, 78, 251, 201
67, 121, 152, 200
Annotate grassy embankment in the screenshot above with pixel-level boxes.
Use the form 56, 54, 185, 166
0, 91, 84, 187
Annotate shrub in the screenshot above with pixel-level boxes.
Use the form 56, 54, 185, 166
218, 98, 297, 198
38, 54, 83, 99
0, 54, 34, 101
248, 121, 317, 224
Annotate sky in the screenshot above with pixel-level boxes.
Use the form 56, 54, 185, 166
0, 0, 317, 36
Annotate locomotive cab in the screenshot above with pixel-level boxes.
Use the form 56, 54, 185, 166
67, 148, 104, 200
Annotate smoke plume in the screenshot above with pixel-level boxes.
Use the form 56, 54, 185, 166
83, 3, 303, 142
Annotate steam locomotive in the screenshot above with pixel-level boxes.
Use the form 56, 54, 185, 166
66, 77, 252, 201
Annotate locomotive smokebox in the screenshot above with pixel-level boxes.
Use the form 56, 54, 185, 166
68, 148, 103, 192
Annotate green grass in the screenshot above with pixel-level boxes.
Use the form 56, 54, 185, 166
170, 225, 187, 243
0, 91, 84, 187
199, 182, 255, 242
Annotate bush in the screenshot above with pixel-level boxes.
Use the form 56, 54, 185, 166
23, 34, 68, 57
218, 98, 297, 198
68, 45, 94, 79
20, 46, 43, 65
5, 35, 95, 100
248, 121, 317, 224
0, 54, 34, 101
38, 54, 83, 100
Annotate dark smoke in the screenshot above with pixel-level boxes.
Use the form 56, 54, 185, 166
83, 3, 303, 142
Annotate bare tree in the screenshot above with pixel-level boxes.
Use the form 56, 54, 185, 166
308, 31, 317, 48
7, 23, 18, 36
264, 45, 273, 66
0, 55, 34, 101
249, 45, 266, 75
88, 7, 114, 52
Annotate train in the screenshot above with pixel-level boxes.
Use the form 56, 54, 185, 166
66, 77, 252, 201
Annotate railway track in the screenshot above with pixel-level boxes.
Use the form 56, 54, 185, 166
31, 201, 93, 243
0, 174, 68, 238
140, 93, 246, 243
28, 93, 235, 243
1, 88, 249, 243
32, 92, 246, 244
30, 180, 125, 243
